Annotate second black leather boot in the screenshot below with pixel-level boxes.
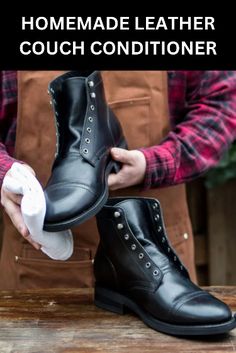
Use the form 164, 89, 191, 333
94, 197, 236, 336
43, 71, 127, 232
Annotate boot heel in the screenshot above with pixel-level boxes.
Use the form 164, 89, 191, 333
94, 287, 126, 315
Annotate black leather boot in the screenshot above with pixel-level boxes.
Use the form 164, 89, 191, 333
94, 197, 236, 336
43, 71, 127, 231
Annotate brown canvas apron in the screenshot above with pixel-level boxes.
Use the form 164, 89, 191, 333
0, 71, 196, 290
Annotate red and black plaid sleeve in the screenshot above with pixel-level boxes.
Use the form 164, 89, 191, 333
0, 71, 18, 185
141, 71, 236, 188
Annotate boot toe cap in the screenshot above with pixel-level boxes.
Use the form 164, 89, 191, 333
173, 293, 232, 325
44, 184, 97, 223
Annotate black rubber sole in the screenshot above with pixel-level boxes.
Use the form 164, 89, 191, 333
94, 286, 236, 336
43, 139, 127, 232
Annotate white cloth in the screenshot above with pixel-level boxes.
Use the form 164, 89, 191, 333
2, 162, 73, 260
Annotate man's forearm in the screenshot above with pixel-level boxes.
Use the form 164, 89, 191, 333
141, 71, 236, 189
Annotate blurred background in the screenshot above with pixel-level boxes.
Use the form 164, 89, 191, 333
187, 140, 236, 285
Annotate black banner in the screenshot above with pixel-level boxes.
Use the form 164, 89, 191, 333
1, 9, 235, 69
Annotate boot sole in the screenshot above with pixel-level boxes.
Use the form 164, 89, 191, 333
94, 286, 236, 336
43, 139, 127, 232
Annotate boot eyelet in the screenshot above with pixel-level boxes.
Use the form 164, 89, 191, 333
50, 87, 55, 94
117, 223, 124, 230
53, 98, 57, 104
162, 237, 166, 243
90, 92, 96, 98
174, 256, 177, 261
88, 80, 94, 87
124, 234, 129, 240
139, 253, 144, 259
180, 265, 183, 270
154, 214, 160, 221
145, 262, 151, 268
167, 247, 171, 253
88, 117, 93, 122
114, 211, 121, 218
153, 269, 159, 276
55, 111, 59, 117
131, 244, 136, 251
85, 138, 90, 144
157, 226, 162, 232
83, 148, 89, 154
90, 105, 95, 111
87, 127, 92, 133
153, 202, 158, 209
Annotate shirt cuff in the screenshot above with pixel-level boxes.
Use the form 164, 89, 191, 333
139, 144, 177, 190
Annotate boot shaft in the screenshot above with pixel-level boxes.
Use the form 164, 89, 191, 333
44, 72, 127, 231
48, 71, 124, 163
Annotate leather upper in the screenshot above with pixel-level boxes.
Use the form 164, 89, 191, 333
44, 71, 126, 225
95, 197, 232, 325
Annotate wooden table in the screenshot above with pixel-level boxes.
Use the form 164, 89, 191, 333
0, 287, 235, 353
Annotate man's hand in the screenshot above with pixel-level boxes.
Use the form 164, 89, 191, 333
1, 165, 40, 250
108, 148, 146, 190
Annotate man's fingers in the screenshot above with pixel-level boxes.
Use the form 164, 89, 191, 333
5, 191, 22, 205
4, 200, 29, 237
108, 170, 128, 190
4, 200, 40, 250
1, 164, 39, 250
108, 149, 146, 191
24, 234, 41, 250
108, 173, 120, 190
110, 148, 134, 164
1, 181, 23, 206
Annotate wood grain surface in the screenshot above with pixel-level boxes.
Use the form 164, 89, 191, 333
0, 287, 235, 353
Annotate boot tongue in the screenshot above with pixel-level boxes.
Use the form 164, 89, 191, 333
62, 77, 86, 117
117, 199, 153, 238
117, 199, 169, 267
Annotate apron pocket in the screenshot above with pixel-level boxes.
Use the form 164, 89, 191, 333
109, 96, 151, 149
15, 245, 94, 289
